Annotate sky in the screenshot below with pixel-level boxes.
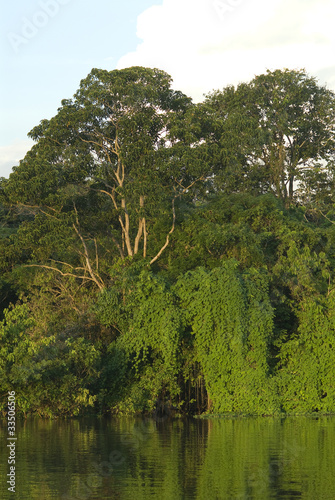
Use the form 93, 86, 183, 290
1, 0, 335, 178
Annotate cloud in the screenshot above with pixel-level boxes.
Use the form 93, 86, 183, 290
116, 0, 335, 101
0, 140, 34, 179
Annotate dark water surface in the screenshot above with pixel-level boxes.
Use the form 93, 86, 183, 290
1, 415, 335, 499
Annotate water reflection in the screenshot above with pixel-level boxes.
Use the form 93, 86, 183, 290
1, 416, 335, 499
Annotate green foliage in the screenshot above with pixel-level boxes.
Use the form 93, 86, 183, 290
0, 304, 35, 388
175, 260, 279, 415
1, 67, 335, 416
204, 68, 335, 203
165, 193, 286, 275
277, 293, 335, 413
0, 303, 101, 417
95, 269, 183, 413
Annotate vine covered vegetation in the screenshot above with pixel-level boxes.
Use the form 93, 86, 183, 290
1, 67, 335, 416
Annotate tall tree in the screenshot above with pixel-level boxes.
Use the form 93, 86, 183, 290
3, 67, 201, 287
204, 69, 335, 204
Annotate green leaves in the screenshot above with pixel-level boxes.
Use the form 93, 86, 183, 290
2, 66, 335, 417
204, 69, 335, 203
277, 293, 335, 413
175, 261, 278, 415
94, 269, 183, 412
0, 302, 103, 417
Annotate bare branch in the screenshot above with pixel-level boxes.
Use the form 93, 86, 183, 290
134, 219, 143, 255
79, 136, 117, 159
319, 209, 335, 225
134, 196, 145, 256
24, 264, 99, 285
96, 189, 132, 256
149, 175, 205, 265
175, 176, 205, 194
150, 198, 176, 265
94, 238, 99, 271
14, 202, 62, 218
72, 223, 105, 290
98, 189, 119, 211
111, 234, 125, 259
121, 198, 133, 256
143, 217, 147, 258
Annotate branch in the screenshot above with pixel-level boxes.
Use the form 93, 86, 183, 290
319, 209, 335, 225
96, 188, 132, 255
150, 198, 175, 265
134, 196, 145, 256
72, 223, 105, 290
14, 202, 62, 218
70, 202, 105, 289
24, 264, 100, 285
134, 218, 143, 255
110, 234, 125, 259
79, 136, 117, 159
175, 176, 205, 194
121, 198, 133, 256
149, 176, 205, 265
114, 131, 125, 187
98, 189, 119, 211
49, 259, 86, 271
94, 238, 99, 271
143, 218, 147, 258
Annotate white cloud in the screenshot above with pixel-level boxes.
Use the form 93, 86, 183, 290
117, 0, 335, 101
0, 140, 34, 179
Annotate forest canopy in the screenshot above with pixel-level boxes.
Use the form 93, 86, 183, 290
1, 66, 335, 417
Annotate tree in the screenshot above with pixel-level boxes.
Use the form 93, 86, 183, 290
204, 69, 335, 204
3, 67, 201, 289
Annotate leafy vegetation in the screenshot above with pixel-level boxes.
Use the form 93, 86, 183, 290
1, 66, 335, 417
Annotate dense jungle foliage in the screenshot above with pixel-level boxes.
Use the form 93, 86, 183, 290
1, 66, 335, 417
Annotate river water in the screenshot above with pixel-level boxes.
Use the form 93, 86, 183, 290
1, 415, 335, 499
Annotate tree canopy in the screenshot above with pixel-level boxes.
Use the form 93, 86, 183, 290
203, 68, 335, 203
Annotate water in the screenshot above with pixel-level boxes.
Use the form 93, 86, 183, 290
1, 415, 335, 499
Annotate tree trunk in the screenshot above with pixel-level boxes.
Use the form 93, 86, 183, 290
121, 198, 133, 256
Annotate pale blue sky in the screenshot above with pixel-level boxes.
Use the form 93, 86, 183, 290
1, 0, 335, 178
0, 0, 161, 176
